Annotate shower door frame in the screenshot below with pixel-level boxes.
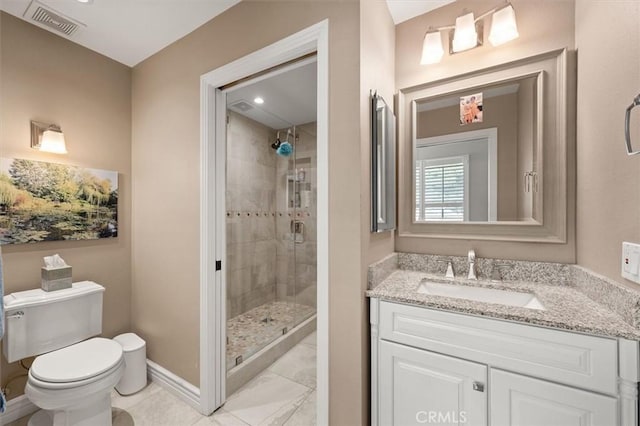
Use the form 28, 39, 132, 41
199, 20, 329, 422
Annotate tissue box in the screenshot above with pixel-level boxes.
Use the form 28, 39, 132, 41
41, 266, 72, 292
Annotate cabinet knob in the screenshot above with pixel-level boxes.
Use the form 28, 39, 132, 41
472, 381, 485, 392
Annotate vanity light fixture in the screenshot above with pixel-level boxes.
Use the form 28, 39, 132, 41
488, 4, 519, 46
420, 2, 519, 65
451, 12, 479, 53
420, 30, 444, 65
30, 121, 68, 154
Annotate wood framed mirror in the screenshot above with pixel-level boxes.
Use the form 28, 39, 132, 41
397, 49, 570, 242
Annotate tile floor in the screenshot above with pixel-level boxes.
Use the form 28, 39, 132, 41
7, 331, 317, 426
227, 301, 316, 371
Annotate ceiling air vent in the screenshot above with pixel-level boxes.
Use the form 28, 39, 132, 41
24, 1, 85, 37
229, 101, 254, 113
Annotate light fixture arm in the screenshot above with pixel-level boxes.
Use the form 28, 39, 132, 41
426, 1, 514, 34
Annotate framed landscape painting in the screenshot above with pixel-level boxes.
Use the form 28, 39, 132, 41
0, 158, 118, 245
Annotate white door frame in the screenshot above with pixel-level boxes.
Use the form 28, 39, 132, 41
199, 20, 329, 424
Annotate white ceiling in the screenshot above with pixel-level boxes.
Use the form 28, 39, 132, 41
0, 0, 446, 130
0, 0, 453, 66
0, 0, 240, 66
385, 0, 455, 24
226, 59, 317, 130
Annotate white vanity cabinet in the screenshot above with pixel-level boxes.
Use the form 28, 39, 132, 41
370, 299, 639, 426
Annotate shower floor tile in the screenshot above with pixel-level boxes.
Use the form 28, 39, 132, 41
227, 301, 315, 370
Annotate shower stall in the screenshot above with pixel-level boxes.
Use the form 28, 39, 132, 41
224, 105, 317, 389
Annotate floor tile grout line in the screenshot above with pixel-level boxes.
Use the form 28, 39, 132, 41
279, 388, 315, 426
226, 410, 251, 426
264, 368, 315, 392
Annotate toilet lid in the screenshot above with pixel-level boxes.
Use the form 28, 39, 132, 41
31, 338, 123, 383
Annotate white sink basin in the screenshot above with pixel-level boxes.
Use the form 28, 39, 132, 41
417, 281, 545, 310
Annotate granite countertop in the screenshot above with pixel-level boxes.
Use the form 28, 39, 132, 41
366, 269, 640, 340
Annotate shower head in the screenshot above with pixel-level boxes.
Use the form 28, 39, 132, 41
271, 131, 281, 150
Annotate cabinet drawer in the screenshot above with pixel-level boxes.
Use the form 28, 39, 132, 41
379, 301, 618, 395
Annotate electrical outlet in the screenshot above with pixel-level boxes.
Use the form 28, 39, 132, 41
622, 242, 640, 283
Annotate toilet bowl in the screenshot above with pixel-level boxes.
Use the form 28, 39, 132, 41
25, 338, 125, 426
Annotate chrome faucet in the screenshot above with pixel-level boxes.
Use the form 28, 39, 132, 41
467, 249, 477, 280
437, 259, 455, 279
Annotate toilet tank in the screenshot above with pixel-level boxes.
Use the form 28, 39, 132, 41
3, 281, 105, 363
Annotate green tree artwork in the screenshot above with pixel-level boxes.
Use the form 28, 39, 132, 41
0, 158, 118, 244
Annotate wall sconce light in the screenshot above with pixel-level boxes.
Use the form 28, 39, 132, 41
31, 121, 68, 154
421, 2, 519, 65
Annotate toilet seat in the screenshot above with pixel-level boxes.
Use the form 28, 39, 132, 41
29, 338, 123, 390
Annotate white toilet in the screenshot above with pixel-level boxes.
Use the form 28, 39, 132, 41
3, 281, 125, 426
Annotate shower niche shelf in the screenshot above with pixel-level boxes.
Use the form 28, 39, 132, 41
286, 157, 312, 210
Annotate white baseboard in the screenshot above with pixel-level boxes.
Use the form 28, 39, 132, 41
0, 394, 38, 425
146, 359, 201, 411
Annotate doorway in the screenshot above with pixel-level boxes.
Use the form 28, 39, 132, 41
198, 21, 329, 424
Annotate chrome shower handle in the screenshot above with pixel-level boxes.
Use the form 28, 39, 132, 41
625, 94, 640, 156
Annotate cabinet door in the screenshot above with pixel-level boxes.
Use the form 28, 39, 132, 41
379, 340, 487, 426
490, 369, 618, 426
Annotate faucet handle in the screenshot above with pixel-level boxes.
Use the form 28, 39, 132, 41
436, 259, 455, 278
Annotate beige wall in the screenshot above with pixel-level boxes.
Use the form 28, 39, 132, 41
132, 1, 367, 423
395, 0, 576, 262
575, 1, 640, 286
360, 1, 396, 421
0, 12, 132, 399
361, 0, 396, 263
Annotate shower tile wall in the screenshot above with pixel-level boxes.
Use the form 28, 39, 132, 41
276, 122, 318, 309
226, 111, 277, 319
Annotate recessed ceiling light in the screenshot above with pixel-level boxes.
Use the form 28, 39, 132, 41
76, 0, 93, 4
254, 97, 264, 104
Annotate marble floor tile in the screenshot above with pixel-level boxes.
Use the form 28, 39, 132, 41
112, 407, 136, 426
268, 343, 316, 389
300, 331, 317, 347
111, 381, 162, 410
5, 339, 316, 426
223, 371, 311, 425
124, 388, 203, 426
193, 409, 250, 426
283, 390, 316, 426
256, 388, 312, 426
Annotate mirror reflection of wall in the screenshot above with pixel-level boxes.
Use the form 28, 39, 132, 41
414, 75, 538, 223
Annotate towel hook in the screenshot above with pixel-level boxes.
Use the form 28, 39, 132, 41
624, 94, 640, 156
